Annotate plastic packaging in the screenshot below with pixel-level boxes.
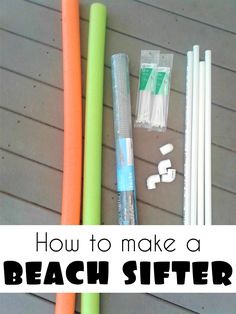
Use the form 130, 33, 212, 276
150, 54, 173, 131
135, 50, 160, 127
135, 51, 173, 132
111, 53, 138, 225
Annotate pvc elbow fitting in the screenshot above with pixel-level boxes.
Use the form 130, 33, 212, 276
161, 169, 176, 183
158, 159, 171, 175
147, 174, 161, 190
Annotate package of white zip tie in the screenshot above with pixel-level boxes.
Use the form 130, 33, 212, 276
149, 54, 174, 132
135, 50, 160, 128
135, 52, 173, 132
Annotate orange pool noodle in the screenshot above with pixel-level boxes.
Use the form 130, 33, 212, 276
55, 0, 82, 313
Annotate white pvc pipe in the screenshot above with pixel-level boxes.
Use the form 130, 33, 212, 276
197, 61, 205, 225
183, 51, 193, 225
190, 45, 199, 225
205, 50, 212, 225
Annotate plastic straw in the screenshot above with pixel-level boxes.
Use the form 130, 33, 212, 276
55, 0, 82, 313
81, 3, 107, 314
205, 50, 212, 225
197, 61, 205, 225
111, 53, 138, 225
190, 45, 199, 225
183, 51, 193, 225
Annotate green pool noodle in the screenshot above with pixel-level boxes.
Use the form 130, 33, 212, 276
81, 3, 107, 314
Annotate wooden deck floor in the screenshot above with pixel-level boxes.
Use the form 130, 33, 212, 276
1, 0, 236, 313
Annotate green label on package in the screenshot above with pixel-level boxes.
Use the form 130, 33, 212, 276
139, 67, 155, 91
155, 70, 170, 95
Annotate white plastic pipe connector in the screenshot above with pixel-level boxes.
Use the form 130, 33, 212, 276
161, 169, 176, 183
158, 159, 171, 175
147, 174, 161, 190
160, 143, 174, 155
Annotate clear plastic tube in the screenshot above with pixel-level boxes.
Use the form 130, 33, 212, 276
111, 53, 138, 225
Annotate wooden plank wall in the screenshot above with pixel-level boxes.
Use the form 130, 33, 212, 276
1, 0, 236, 313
